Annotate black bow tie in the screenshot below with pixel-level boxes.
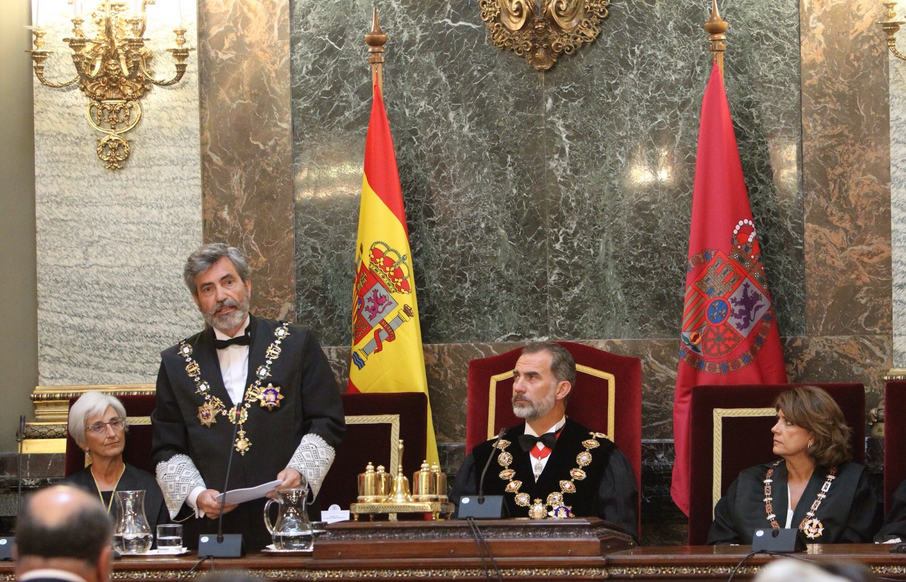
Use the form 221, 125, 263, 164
214, 331, 250, 350
518, 432, 559, 453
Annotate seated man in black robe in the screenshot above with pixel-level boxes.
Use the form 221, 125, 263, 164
449, 342, 638, 541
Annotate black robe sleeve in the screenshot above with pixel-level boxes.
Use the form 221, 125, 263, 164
877, 479, 906, 542
838, 468, 883, 543
707, 478, 743, 544
595, 448, 639, 542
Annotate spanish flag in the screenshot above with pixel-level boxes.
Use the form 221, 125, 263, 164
348, 84, 439, 465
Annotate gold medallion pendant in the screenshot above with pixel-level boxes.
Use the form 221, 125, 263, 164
802, 518, 824, 540
258, 384, 284, 410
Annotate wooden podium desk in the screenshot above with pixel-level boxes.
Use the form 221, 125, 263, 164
2, 521, 906, 581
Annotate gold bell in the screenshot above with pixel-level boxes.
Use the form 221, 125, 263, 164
387, 439, 413, 503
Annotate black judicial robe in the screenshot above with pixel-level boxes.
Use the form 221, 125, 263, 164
876, 479, 906, 542
449, 418, 639, 541
151, 315, 345, 550
63, 463, 170, 545
707, 460, 881, 545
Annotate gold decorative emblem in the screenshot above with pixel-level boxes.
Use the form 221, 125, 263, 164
560, 480, 576, 493
179, 344, 193, 357
496, 439, 510, 450
197, 402, 219, 427
577, 451, 592, 467
546, 492, 563, 506
196, 381, 211, 395
499, 469, 516, 479
258, 384, 284, 410
550, 505, 573, 518
479, 0, 611, 71
505, 480, 522, 493
497, 451, 513, 466
265, 344, 282, 360
234, 430, 251, 454
515, 492, 531, 505
229, 405, 248, 425
583, 439, 600, 449
802, 518, 824, 539
570, 468, 586, 480
185, 361, 200, 377
528, 500, 547, 519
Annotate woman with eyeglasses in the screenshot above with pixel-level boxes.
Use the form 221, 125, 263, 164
63, 392, 169, 536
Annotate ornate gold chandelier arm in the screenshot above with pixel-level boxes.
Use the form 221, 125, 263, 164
28, 28, 81, 88
880, 2, 906, 61
138, 28, 193, 87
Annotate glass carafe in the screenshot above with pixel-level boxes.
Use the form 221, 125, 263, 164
263, 487, 313, 550
113, 490, 153, 554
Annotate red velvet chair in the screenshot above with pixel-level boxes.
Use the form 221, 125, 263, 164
884, 381, 906, 512
317, 392, 428, 510
686, 383, 865, 545
465, 342, 642, 533
65, 394, 158, 477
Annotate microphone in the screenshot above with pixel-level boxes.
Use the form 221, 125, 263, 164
458, 428, 507, 519
197, 416, 244, 558
478, 428, 506, 502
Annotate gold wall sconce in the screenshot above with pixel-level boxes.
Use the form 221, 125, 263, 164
479, 0, 610, 71
880, 2, 906, 60
28, 0, 192, 169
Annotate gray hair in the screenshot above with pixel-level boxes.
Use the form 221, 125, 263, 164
183, 243, 251, 296
68, 392, 127, 450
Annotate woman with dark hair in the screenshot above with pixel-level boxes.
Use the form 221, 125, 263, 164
707, 386, 881, 544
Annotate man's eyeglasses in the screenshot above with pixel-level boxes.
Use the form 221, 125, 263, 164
86, 417, 127, 434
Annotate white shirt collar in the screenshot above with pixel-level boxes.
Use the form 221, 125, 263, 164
524, 415, 566, 437
213, 315, 250, 341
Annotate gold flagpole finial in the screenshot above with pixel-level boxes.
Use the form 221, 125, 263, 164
704, 0, 728, 76
365, 6, 388, 95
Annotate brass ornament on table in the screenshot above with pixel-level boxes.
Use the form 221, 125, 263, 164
351, 440, 454, 521
478, 0, 611, 71
28, 0, 193, 169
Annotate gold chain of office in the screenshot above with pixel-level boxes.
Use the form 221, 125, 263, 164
177, 322, 290, 455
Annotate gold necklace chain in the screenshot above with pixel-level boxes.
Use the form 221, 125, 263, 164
178, 322, 290, 455
763, 459, 837, 540
91, 462, 127, 514
495, 430, 604, 519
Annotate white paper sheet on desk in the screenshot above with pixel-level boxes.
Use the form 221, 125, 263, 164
213, 479, 282, 505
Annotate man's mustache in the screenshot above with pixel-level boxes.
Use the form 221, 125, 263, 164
206, 297, 241, 317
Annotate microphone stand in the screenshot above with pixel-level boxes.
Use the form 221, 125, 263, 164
197, 418, 244, 558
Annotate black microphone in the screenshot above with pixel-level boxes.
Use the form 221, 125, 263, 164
458, 428, 507, 519
197, 416, 244, 558
478, 428, 506, 502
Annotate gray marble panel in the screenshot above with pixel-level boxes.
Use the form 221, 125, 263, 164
34, 1, 203, 385
291, 0, 803, 346
892, 55, 906, 367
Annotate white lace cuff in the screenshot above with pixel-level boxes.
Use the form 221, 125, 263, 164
286, 433, 336, 500
156, 454, 206, 519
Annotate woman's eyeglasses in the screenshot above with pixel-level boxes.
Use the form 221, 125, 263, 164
86, 417, 126, 433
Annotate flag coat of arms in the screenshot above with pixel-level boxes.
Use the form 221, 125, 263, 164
671, 63, 787, 516
348, 84, 439, 465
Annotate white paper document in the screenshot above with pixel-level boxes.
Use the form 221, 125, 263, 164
213, 479, 283, 505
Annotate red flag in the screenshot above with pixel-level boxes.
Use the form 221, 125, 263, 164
671, 63, 788, 516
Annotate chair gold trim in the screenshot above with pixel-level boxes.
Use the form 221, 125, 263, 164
346, 413, 401, 475
486, 365, 616, 442
711, 407, 775, 514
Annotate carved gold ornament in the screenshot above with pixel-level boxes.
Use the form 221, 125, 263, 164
479, 0, 610, 71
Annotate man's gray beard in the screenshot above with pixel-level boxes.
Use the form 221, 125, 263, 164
512, 390, 557, 421
203, 296, 250, 334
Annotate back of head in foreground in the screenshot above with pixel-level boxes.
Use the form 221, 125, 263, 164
15, 485, 113, 582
